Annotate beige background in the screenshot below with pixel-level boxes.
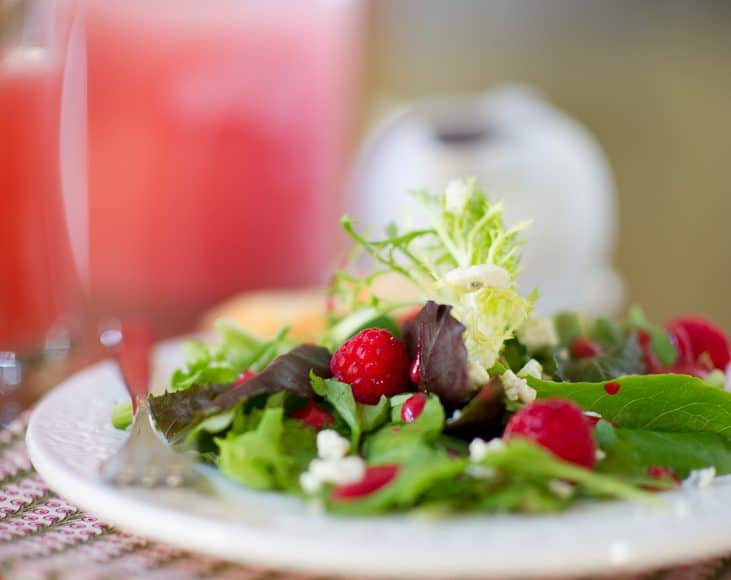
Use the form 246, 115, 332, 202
362, 0, 731, 330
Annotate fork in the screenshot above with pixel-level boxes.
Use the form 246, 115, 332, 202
99, 322, 201, 488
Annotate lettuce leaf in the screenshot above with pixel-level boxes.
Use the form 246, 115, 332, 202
216, 407, 317, 492
170, 320, 293, 392
529, 373, 731, 436
555, 332, 645, 382
596, 421, 731, 478
364, 395, 445, 464
329, 438, 651, 516
309, 374, 390, 447
149, 344, 331, 445
402, 301, 472, 404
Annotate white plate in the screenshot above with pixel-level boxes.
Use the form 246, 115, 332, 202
26, 339, 731, 578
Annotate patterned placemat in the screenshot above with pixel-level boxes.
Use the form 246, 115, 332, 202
1, 412, 730, 580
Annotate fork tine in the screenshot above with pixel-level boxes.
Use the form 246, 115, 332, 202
100, 379, 202, 488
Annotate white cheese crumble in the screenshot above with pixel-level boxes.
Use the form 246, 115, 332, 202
501, 369, 537, 404
445, 178, 471, 214
469, 437, 505, 463
595, 449, 607, 462
467, 359, 490, 388
684, 466, 716, 489
300, 430, 365, 494
317, 429, 350, 460
725, 363, 731, 392
465, 464, 497, 480
449, 409, 463, 422
584, 411, 602, 420
518, 358, 543, 379
516, 315, 559, 353
548, 479, 575, 499
444, 264, 512, 293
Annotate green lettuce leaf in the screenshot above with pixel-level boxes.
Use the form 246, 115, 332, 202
555, 332, 645, 382
329, 438, 650, 516
216, 407, 316, 492
627, 305, 677, 367
478, 439, 653, 502
170, 319, 293, 392
111, 401, 133, 430
529, 373, 731, 436
364, 395, 445, 464
596, 420, 731, 478
309, 374, 390, 447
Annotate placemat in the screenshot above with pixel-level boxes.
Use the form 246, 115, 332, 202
1, 412, 730, 580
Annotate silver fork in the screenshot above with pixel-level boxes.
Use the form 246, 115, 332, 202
99, 322, 201, 488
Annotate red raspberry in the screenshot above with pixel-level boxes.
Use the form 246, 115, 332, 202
667, 316, 730, 371
400, 393, 427, 423
291, 402, 335, 430
330, 328, 410, 404
331, 465, 399, 500
570, 337, 602, 359
233, 371, 256, 387
504, 399, 597, 469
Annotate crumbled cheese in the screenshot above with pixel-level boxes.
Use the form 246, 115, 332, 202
501, 370, 537, 404
725, 363, 731, 392
449, 409, 463, 422
444, 264, 512, 293
469, 437, 505, 463
684, 466, 716, 489
595, 449, 607, 462
516, 315, 559, 353
467, 359, 490, 388
548, 479, 575, 499
299, 471, 321, 494
445, 178, 471, 214
465, 464, 497, 480
518, 359, 543, 379
300, 430, 365, 494
317, 429, 350, 461
299, 456, 366, 494
584, 411, 602, 420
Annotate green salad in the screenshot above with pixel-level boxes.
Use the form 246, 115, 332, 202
113, 179, 731, 515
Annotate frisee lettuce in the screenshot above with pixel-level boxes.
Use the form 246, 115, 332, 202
332, 179, 534, 387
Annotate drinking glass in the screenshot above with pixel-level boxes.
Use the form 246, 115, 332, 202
0, 0, 82, 420
77, 0, 363, 337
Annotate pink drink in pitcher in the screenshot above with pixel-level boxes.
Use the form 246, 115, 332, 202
83, 0, 362, 335
0, 48, 78, 353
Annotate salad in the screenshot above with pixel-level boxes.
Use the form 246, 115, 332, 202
113, 179, 731, 516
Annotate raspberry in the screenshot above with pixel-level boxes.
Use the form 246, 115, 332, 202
291, 401, 335, 430
330, 328, 410, 404
667, 316, 730, 371
401, 393, 427, 423
331, 465, 400, 500
570, 337, 602, 359
504, 399, 597, 469
233, 371, 256, 387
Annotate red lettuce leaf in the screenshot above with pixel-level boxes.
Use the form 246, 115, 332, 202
150, 344, 331, 444
444, 376, 506, 440
403, 301, 472, 404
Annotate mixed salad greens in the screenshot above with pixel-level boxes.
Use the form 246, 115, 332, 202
113, 179, 731, 515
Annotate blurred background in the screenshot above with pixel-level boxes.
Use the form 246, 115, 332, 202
362, 0, 731, 329
1, 0, 730, 419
